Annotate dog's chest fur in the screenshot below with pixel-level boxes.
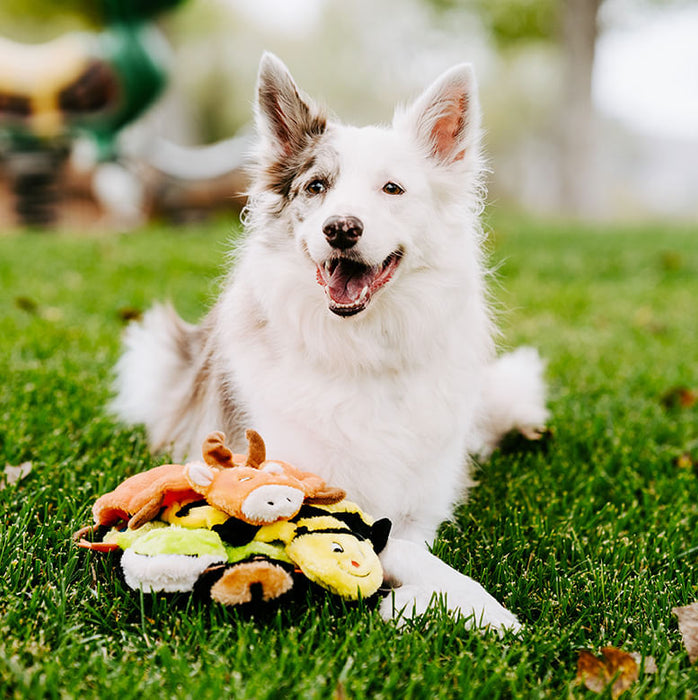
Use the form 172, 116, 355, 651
210, 240, 491, 542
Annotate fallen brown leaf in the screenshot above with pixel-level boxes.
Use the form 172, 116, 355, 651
673, 602, 698, 664
1, 462, 32, 489
660, 250, 683, 272
577, 647, 639, 698
661, 386, 697, 410
14, 296, 38, 314
117, 307, 143, 323
675, 453, 694, 470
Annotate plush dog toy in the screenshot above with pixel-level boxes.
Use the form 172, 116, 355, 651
77, 431, 390, 606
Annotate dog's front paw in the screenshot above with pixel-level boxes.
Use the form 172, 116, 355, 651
379, 584, 522, 634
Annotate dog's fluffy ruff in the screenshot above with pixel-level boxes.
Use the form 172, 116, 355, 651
112, 53, 548, 631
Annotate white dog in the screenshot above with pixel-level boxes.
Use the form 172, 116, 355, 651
112, 53, 548, 631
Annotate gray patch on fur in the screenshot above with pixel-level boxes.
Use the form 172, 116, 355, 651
254, 141, 341, 247
256, 64, 329, 210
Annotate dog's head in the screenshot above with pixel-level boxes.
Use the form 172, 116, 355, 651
249, 52, 482, 318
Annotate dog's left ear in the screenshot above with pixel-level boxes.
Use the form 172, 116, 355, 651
396, 63, 480, 166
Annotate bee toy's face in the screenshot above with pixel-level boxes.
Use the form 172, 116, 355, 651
287, 532, 383, 599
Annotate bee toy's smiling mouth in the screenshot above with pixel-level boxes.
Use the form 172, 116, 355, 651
315, 250, 403, 317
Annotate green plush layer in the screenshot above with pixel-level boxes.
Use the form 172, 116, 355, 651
104, 522, 290, 564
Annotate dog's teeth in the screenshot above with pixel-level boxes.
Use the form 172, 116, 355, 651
358, 286, 369, 303
324, 260, 332, 275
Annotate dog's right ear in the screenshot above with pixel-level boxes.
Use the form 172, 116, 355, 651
255, 52, 326, 159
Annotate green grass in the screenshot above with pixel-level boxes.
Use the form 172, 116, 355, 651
1, 215, 698, 698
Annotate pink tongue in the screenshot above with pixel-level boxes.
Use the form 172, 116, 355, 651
327, 260, 377, 305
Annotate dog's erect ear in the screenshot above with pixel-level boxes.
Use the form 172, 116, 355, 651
255, 52, 326, 158
397, 63, 480, 165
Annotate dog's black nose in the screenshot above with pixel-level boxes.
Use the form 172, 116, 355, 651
323, 215, 364, 250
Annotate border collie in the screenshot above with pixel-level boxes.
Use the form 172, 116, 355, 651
112, 53, 548, 631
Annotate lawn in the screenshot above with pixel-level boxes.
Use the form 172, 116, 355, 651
1, 214, 697, 698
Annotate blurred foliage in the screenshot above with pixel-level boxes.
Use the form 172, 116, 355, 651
0, 0, 185, 40
0, 1, 97, 41
0, 0, 100, 27
428, 0, 560, 46
430, 0, 692, 47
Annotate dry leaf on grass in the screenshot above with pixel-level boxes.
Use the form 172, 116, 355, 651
117, 307, 143, 323
577, 647, 639, 698
1, 462, 32, 489
661, 386, 697, 410
14, 296, 38, 314
673, 602, 698, 664
675, 453, 694, 469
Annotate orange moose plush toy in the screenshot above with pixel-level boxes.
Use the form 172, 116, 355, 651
92, 430, 346, 530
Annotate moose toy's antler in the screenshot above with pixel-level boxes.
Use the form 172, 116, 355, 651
245, 429, 266, 468
202, 431, 235, 468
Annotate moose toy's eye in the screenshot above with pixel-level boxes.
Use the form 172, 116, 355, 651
331, 542, 344, 553
382, 181, 404, 195
306, 179, 327, 196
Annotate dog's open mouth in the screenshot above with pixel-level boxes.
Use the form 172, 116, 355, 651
315, 251, 403, 317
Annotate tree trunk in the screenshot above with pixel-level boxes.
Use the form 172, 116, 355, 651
559, 0, 602, 216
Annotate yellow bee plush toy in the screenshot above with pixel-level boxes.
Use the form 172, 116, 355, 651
253, 501, 391, 600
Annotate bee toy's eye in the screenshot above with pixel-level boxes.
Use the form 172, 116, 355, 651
382, 182, 404, 195
306, 179, 327, 195
331, 542, 344, 553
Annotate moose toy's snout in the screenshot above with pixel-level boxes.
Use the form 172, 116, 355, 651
323, 215, 364, 250
240, 484, 304, 524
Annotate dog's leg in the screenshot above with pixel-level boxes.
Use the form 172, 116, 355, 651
378, 537, 521, 632
473, 346, 549, 457
379, 538, 521, 632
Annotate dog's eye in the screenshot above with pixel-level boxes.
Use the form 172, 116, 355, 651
306, 179, 327, 196
382, 182, 404, 195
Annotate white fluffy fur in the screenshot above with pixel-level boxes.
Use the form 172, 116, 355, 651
121, 550, 226, 593
112, 53, 548, 631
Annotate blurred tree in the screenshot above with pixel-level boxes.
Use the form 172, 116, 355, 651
559, 0, 602, 216
428, 0, 602, 216
464, 0, 560, 47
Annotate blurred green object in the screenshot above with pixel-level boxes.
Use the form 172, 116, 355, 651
102, 0, 186, 22
0, 0, 187, 226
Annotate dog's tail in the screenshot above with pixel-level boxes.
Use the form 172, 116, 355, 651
473, 346, 549, 458
110, 303, 224, 460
